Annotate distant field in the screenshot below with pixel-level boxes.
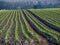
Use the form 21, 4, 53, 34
0, 8, 60, 45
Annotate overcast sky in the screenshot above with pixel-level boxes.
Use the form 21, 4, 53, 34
0, 0, 59, 2
0, 0, 60, 9
0, 0, 60, 5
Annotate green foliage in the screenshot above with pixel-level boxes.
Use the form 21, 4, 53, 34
0, 8, 60, 44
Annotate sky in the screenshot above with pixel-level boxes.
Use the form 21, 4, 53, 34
0, 0, 60, 5
0, 0, 59, 2
0, 0, 60, 9
0, 0, 20, 2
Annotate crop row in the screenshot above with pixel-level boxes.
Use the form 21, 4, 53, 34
0, 9, 60, 45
